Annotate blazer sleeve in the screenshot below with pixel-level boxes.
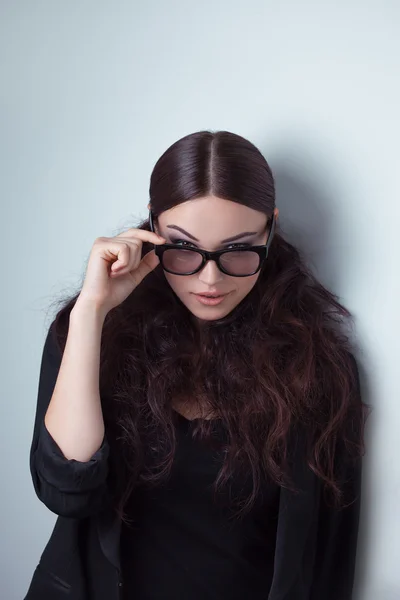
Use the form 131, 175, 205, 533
310, 357, 364, 600
309, 451, 362, 599
29, 321, 112, 518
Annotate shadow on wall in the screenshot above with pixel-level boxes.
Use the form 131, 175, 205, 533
270, 159, 374, 600
272, 164, 341, 292
358, 590, 400, 600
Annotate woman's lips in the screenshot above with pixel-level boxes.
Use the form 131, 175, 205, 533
193, 292, 229, 306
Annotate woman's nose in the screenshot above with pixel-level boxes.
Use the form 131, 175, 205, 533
197, 259, 224, 283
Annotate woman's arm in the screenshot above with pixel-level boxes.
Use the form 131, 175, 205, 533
30, 301, 112, 518
44, 299, 107, 461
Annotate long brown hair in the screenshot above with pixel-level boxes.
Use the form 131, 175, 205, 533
49, 130, 370, 521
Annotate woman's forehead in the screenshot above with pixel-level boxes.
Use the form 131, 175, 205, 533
157, 196, 268, 240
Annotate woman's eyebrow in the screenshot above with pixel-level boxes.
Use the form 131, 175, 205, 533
165, 224, 259, 243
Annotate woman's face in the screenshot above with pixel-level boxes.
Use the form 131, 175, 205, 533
151, 196, 277, 322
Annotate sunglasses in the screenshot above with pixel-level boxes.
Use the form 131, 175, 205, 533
148, 209, 276, 277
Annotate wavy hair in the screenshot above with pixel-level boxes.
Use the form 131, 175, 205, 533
49, 130, 371, 522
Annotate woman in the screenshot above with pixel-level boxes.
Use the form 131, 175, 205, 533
25, 130, 370, 600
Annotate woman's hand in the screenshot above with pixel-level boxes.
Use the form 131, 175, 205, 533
78, 228, 166, 316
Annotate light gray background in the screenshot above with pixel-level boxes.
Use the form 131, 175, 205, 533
1, 1, 399, 598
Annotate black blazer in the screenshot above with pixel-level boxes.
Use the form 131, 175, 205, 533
24, 324, 363, 600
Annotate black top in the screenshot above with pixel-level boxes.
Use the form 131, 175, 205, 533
25, 323, 363, 600
120, 411, 281, 599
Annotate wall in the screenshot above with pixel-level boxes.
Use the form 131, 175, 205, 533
1, 1, 399, 598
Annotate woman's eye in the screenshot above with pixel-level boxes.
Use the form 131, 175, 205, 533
225, 243, 250, 250
173, 239, 194, 247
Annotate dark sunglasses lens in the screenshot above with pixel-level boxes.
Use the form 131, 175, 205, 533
162, 248, 260, 275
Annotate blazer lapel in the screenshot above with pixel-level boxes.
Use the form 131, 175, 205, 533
97, 507, 122, 574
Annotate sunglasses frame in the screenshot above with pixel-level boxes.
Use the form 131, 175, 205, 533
148, 208, 276, 277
